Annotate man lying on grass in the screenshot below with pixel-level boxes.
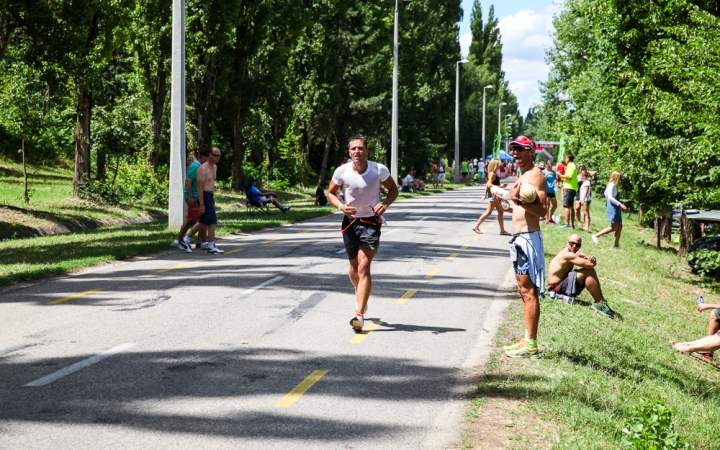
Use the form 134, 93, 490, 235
546, 234, 616, 319
671, 299, 720, 359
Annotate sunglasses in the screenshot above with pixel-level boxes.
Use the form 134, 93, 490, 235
211, 153, 221, 158
568, 241, 582, 247
510, 146, 531, 152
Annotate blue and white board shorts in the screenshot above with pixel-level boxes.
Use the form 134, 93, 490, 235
509, 230, 546, 291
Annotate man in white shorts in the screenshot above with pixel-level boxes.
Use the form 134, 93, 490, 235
327, 134, 399, 332
437, 159, 447, 188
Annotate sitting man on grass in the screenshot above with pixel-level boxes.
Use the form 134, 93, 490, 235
547, 234, 616, 319
246, 176, 290, 213
671, 299, 720, 360
401, 169, 417, 193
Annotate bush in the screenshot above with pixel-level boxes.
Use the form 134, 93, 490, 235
79, 160, 168, 207
621, 398, 688, 449
685, 250, 720, 278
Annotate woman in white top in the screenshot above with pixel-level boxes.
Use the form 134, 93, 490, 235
592, 171, 627, 247
578, 171, 592, 231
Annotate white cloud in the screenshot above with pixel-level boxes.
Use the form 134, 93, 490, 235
497, 4, 560, 114
460, 32, 472, 58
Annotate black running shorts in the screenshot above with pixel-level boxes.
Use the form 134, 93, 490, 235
563, 189, 576, 207
342, 215, 381, 260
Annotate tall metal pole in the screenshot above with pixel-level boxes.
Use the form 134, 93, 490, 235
169, 0, 186, 229
497, 102, 506, 159
454, 59, 469, 182
390, 0, 399, 182
481, 85, 492, 161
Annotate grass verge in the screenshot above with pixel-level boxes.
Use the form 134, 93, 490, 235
0, 182, 465, 287
464, 200, 720, 449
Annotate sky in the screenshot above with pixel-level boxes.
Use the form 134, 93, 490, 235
458, 0, 561, 115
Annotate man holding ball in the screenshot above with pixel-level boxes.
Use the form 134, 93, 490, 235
493, 136, 548, 358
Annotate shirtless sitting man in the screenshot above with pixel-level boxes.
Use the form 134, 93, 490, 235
547, 234, 615, 318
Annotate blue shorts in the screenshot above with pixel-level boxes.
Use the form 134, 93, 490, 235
200, 191, 217, 226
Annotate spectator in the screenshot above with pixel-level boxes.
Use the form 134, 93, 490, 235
437, 159, 447, 188
466, 159, 474, 186
578, 171, 592, 231
547, 234, 616, 318
431, 160, 439, 188
315, 181, 329, 206
592, 171, 627, 248
461, 159, 469, 183
401, 169, 417, 193
671, 299, 720, 359
246, 176, 291, 213
478, 159, 486, 183
542, 162, 558, 225
557, 153, 578, 228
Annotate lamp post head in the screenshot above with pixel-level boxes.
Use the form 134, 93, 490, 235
501, 102, 507, 106
459, 59, 469, 64
484, 85, 493, 89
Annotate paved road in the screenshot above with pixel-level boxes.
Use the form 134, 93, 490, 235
0, 186, 516, 449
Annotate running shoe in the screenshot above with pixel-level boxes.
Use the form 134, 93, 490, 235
350, 313, 364, 332
591, 234, 599, 244
503, 339, 525, 351
282, 205, 291, 214
195, 242, 203, 249
355, 300, 368, 315
171, 240, 192, 253
591, 302, 615, 319
505, 341, 539, 358
200, 242, 210, 249
207, 244, 225, 254
183, 235, 192, 246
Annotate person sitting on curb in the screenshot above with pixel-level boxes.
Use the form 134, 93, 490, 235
246, 176, 290, 213
401, 169, 417, 193
546, 234, 616, 319
671, 299, 720, 360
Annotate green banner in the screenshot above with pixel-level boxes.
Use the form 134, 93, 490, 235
493, 134, 501, 159
557, 137, 566, 162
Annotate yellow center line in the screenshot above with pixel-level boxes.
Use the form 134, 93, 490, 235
221, 248, 245, 256
472, 235, 481, 241
482, 228, 489, 233
395, 289, 418, 304
349, 321, 382, 344
48, 288, 103, 305
262, 238, 281, 244
322, 225, 334, 229
141, 262, 191, 277
275, 370, 330, 408
296, 230, 311, 234
424, 268, 440, 279
489, 222, 496, 227
461, 244, 470, 249
447, 253, 459, 261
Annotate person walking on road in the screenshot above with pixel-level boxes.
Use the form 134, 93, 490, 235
557, 153, 578, 228
437, 159, 447, 188
171, 151, 209, 252
195, 147, 224, 254
327, 135, 398, 332
492, 136, 547, 358
592, 171, 627, 248
472, 158, 511, 235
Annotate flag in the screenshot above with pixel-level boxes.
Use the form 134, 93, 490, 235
493, 134, 501, 159
557, 137, 566, 162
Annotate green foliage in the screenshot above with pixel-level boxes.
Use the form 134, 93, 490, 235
685, 250, 720, 278
621, 398, 689, 450
79, 160, 168, 206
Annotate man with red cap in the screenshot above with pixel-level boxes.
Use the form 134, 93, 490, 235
492, 136, 548, 358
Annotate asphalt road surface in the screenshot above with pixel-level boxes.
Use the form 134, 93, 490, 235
0, 186, 518, 449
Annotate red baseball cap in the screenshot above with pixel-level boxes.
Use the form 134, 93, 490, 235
509, 136, 535, 150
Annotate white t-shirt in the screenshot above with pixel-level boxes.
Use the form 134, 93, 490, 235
332, 161, 390, 218
580, 180, 591, 202
478, 161, 485, 173
402, 174, 414, 186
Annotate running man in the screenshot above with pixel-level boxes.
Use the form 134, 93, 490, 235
492, 136, 548, 358
195, 147, 224, 254
327, 134, 399, 332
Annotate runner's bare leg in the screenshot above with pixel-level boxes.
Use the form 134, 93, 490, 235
516, 274, 540, 340
353, 247, 377, 314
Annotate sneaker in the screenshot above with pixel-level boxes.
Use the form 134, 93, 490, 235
207, 244, 225, 254
183, 235, 191, 246
559, 224, 570, 229
613, 246, 621, 250
547, 219, 556, 225
171, 240, 192, 253
350, 313, 364, 332
195, 242, 203, 249
282, 205, 291, 214
591, 302, 615, 319
503, 339, 525, 351
355, 300, 368, 315
200, 242, 210, 249
591, 234, 599, 244
505, 341, 539, 358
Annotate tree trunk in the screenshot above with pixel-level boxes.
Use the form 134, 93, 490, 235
148, 66, 167, 170
73, 87, 92, 196
266, 115, 281, 174
231, 108, 245, 190
678, 212, 702, 256
318, 134, 332, 184
21, 139, 28, 203
96, 149, 106, 179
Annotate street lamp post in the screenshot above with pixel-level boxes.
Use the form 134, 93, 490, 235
168, 0, 186, 229
505, 121, 512, 154
454, 58, 469, 182
391, 0, 412, 183
496, 102, 506, 158
481, 85, 493, 161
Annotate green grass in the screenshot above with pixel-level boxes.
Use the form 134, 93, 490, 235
0, 174, 466, 286
473, 201, 720, 449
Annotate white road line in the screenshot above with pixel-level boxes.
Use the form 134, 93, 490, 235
418, 217, 429, 222
239, 276, 285, 297
336, 249, 346, 254
383, 229, 400, 235
25, 342, 137, 387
